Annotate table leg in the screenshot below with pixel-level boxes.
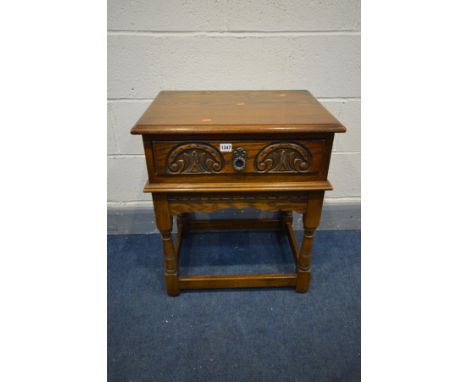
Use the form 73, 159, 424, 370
152, 193, 180, 296
176, 214, 187, 236
296, 191, 325, 293
280, 211, 293, 234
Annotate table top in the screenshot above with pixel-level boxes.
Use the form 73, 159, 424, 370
131, 90, 345, 135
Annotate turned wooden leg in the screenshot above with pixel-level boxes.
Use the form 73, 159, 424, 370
296, 227, 316, 292
152, 193, 180, 296
296, 191, 325, 293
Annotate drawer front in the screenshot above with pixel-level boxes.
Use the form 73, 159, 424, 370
151, 140, 328, 177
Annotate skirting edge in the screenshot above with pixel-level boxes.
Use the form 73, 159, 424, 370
107, 201, 361, 234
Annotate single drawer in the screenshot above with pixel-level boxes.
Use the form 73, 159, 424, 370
151, 140, 328, 177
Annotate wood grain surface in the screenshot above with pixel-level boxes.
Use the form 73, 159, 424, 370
131, 90, 346, 135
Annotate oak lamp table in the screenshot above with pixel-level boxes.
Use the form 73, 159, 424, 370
131, 90, 345, 296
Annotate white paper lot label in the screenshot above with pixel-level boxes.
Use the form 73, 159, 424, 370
220, 143, 232, 152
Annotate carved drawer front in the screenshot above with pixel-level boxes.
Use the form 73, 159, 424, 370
151, 140, 328, 177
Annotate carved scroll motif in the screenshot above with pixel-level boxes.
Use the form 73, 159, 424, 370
255, 143, 312, 174
166, 143, 224, 174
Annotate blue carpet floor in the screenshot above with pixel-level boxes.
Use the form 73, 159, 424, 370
108, 230, 360, 382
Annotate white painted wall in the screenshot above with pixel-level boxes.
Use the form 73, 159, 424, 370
108, 0, 361, 209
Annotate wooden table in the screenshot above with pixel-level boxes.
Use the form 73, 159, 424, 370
131, 90, 345, 296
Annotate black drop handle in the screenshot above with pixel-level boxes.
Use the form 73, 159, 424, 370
233, 147, 247, 171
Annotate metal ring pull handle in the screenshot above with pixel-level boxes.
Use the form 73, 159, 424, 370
233, 147, 247, 171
